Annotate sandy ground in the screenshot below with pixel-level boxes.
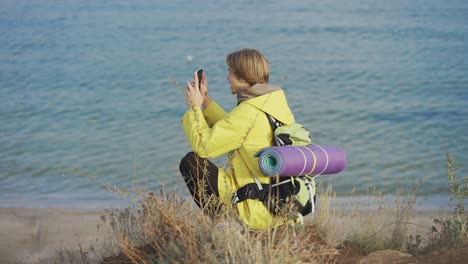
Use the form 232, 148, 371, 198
0, 207, 118, 264
0, 206, 459, 264
323, 208, 451, 248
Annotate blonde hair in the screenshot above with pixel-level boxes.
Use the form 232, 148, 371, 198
226, 49, 270, 85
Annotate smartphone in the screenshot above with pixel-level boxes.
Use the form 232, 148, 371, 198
196, 68, 203, 89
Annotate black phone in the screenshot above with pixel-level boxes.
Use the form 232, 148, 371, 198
196, 68, 203, 88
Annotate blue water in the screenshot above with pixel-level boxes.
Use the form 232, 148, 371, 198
1, 0, 467, 208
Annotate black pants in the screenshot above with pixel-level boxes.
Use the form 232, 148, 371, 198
179, 152, 221, 213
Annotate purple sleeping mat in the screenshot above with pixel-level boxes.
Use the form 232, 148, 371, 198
256, 145, 347, 177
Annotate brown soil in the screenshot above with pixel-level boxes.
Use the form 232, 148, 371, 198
101, 224, 468, 264
334, 246, 468, 264
398, 247, 468, 264
103, 247, 468, 264
102, 252, 132, 264
102, 246, 468, 264
334, 246, 367, 264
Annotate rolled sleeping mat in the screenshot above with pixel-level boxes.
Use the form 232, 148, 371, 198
255, 145, 347, 177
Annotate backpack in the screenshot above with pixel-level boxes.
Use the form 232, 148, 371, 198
264, 114, 316, 217
231, 114, 316, 221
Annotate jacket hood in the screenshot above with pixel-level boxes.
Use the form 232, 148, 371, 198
237, 83, 281, 103
241, 88, 295, 125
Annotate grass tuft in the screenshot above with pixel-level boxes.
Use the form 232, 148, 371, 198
407, 149, 468, 255
336, 184, 418, 254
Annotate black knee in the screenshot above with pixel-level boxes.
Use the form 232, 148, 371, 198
179, 152, 197, 176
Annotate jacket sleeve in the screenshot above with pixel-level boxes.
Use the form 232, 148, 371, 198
181, 105, 253, 158
203, 100, 228, 127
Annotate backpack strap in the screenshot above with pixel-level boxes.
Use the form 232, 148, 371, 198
267, 114, 282, 130
265, 113, 295, 195
266, 114, 287, 146
231, 182, 269, 206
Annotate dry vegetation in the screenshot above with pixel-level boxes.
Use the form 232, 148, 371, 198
61, 150, 467, 264
95, 150, 467, 264
99, 185, 338, 264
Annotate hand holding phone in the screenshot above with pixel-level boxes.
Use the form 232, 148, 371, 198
194, 68, 211, 107
196, 68, 203, 89
185, 69, 204, 107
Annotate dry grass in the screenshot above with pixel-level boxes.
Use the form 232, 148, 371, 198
101, 180, 421, 263
109, 188, 339, 264
337, 186, 418, 254
101, 172, 465, 263
64, 151, 467, 263
61, 161, 466, 264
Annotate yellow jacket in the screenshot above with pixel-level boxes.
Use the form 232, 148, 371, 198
181, 90, 295, 229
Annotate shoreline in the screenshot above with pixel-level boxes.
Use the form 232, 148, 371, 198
0, 193, 459, 212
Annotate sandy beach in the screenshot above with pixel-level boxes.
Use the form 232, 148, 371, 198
0, 205, 454, 264
0, 207, 119, 264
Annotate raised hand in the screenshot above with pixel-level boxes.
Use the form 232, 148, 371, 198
184, 72, 204, 107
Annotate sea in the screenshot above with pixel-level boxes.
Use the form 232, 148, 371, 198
1, 0, 467, 210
